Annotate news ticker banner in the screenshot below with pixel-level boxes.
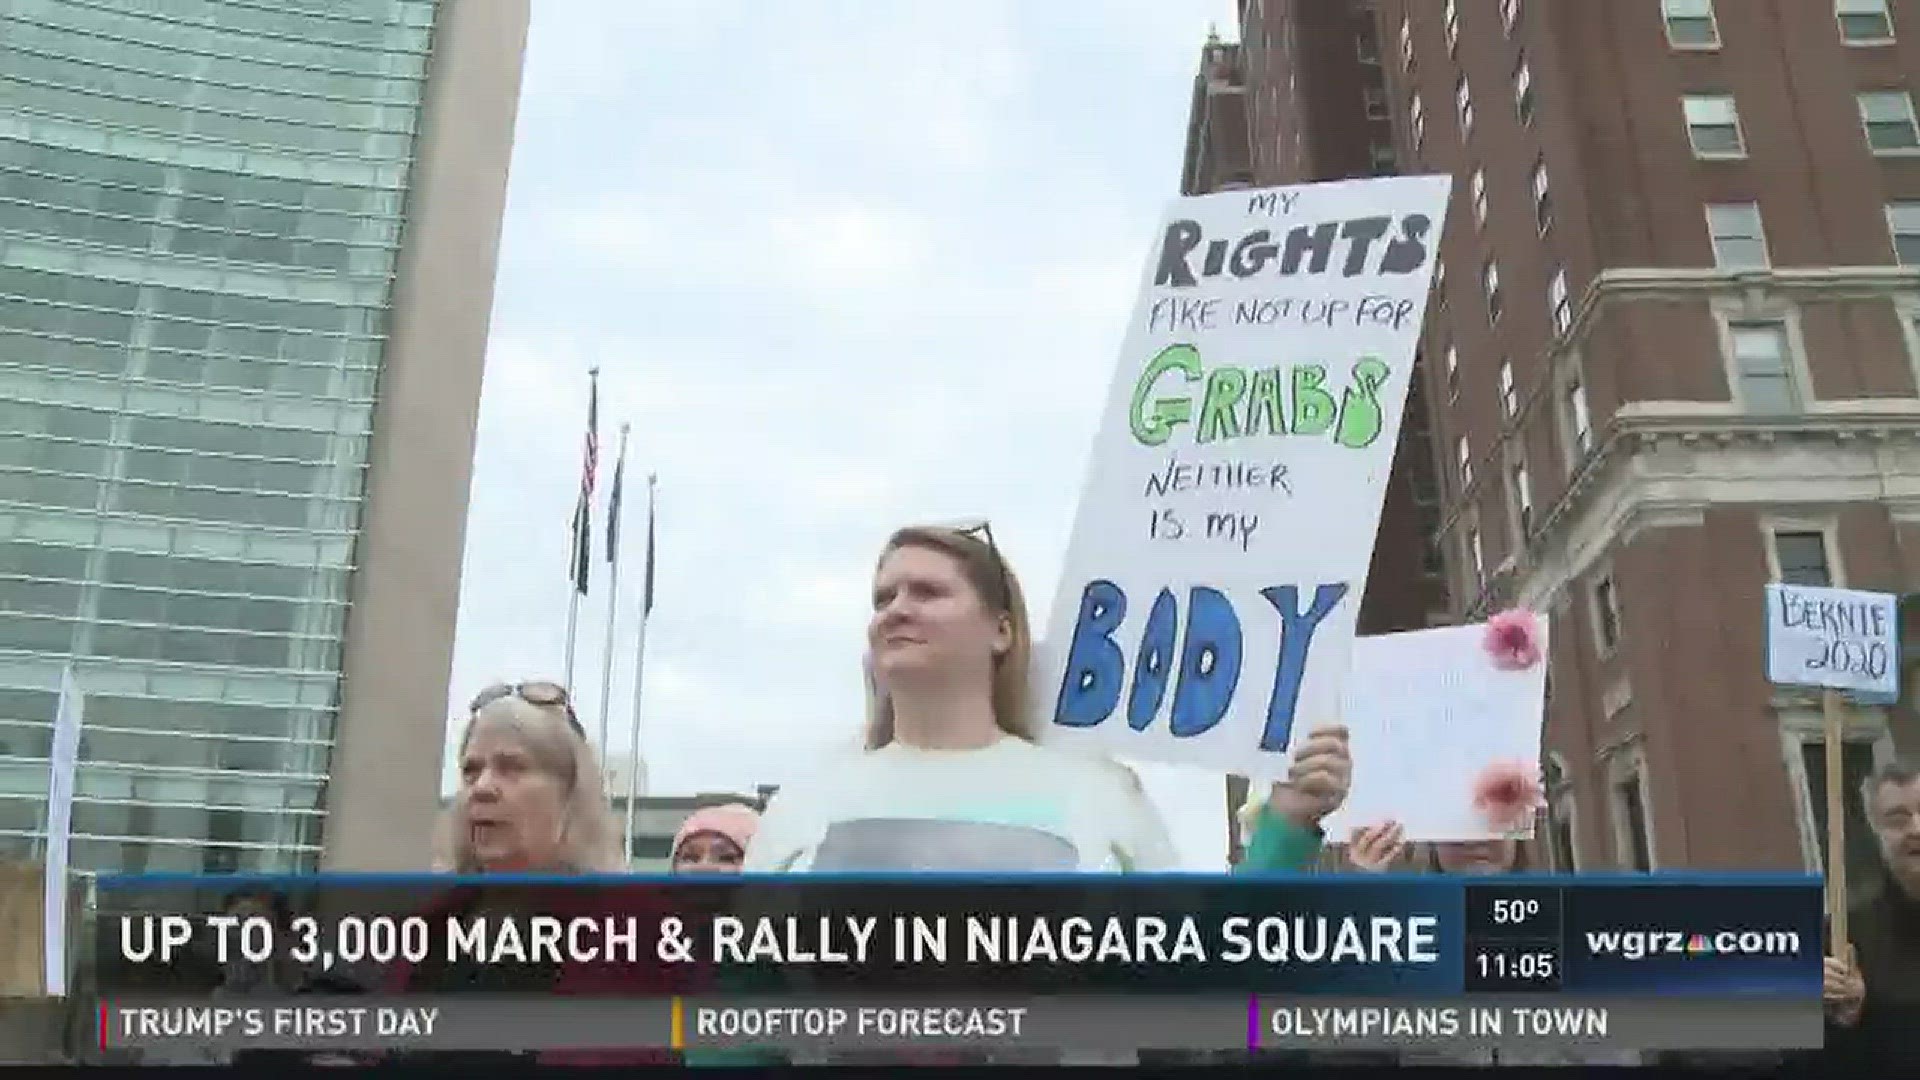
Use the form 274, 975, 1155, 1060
98, 995, 1820, 1054
94, 873, 1822, 999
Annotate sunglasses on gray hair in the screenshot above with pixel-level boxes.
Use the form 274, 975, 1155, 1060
469, 680, 587, 740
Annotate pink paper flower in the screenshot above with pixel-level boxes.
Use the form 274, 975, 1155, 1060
1483, 608, 1544, 671
1473, 760, 1547, 835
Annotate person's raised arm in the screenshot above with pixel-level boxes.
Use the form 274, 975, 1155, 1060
1234, 726, 1352, 873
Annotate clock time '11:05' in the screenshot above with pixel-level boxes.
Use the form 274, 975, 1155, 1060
1476, 947, 1557, 983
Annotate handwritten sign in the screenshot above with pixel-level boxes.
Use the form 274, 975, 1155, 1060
1765, 583, 1899, 701
1321, 623, 1549, 842
1032, 176, 1450, 780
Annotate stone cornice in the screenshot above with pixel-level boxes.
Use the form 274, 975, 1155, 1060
1452, 408, 1920, 616
1455, 265, 1920, 498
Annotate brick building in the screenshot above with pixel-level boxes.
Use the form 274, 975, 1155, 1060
1361, 0, 1920, 892
1185, 4, 1451, 863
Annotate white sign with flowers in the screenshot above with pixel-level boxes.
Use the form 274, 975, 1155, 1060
1320, 611, 1551, 843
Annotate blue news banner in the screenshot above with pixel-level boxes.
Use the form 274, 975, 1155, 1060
91, 873, 1826, 1055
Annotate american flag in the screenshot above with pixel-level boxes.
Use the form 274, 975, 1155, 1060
570, 372, 600, 594
581, 375, 600, 500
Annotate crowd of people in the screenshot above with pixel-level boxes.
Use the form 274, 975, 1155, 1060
130, 521, 1920, 1067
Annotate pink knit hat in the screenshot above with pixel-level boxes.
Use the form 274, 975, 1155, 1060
672, 803, 760, 858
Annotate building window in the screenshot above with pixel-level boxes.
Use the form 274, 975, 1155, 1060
1772, 530, 1833, 586
1837, 0, 1896, 43
1502, 0, 1521, 34
1683, 94, 1746, 156
1499, 359, 1517, 417
1357, 27, 1381, 64
1593, 574, 1621, 653
1468, 526, 1486, 586
1888, 202, 1920, 263
1514, 55, 1536, 124
1399, 15, 1414, 70
1471, 167, 1488, 226
1445, 343, 1460, 400
1411, 93, 1426, 149
1531, 158, 1554, 234
1549, 266, 1572, 336
1859, 90, 1920, 151
1364, 87, 1390, 120
1615, 773, 1653, 870
1793, 735, 1883, 895
1512, 459, 1533, 537
1423, 535, 1445, 574
1729, 321, 1799, 413
1566, 376, 1593, 457
1369, 142, 1398, 173
1456, 74, 1474, 139
1707, 202, 1770, 268
1662, 0, 1721, 46
1445, 0, 1460, 52
1483, 258, 1503, 322
1457, 435, 1474, 488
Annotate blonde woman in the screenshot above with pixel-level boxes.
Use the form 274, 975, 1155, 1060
750, 520, 1351, 873
747, 523, 1180, 873
386, 682, 681, 1065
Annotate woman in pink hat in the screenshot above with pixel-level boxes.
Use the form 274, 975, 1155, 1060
672, 803, 781, 1067
670, 803, 760, 875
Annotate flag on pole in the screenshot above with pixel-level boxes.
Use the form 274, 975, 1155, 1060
605, 425, 627, 565
569, 372, 600, 595
44, 664, 84, 997
642, 475, 657, 616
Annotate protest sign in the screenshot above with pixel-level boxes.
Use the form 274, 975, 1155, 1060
1321, 621, 1549, 842
1033, 175, 1450, 780
1764, 583, 1899, 701
1764, 582, 1899, 952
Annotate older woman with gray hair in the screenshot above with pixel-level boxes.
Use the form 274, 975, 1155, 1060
383, 680, 683, 1066
429, 680, 625, 873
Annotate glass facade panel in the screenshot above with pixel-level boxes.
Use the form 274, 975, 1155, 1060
0, 0, 435, 873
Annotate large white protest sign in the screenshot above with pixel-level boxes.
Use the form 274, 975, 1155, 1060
1321, 622, 1549, 842
1765, 583, 1899, 701
1034, 176, 1450, 780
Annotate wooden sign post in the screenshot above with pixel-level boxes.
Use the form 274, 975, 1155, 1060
1764, 582, 1898, 958
1822, 688, 1849, 955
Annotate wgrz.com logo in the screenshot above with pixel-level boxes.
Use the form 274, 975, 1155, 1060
1583, 928, 1803, 962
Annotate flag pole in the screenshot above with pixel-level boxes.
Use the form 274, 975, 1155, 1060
595, 423, 630, 785
563, 541, 584, 689
622, 474, 657, 864
562, 368, 600, 689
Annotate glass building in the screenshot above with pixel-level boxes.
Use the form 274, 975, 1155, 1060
0, 0, 528, 873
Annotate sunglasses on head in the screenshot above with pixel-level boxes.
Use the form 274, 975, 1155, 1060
933, 517, 1013, 613
469, 680, 587, 739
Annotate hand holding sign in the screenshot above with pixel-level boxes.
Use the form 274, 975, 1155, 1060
1347, 820, 1407, 872
1266, 724, 1353, 829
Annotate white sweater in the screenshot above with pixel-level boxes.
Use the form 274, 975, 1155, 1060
744, 735, 1177, 874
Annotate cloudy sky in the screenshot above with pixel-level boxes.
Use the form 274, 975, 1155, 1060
445, 0, 1243, 867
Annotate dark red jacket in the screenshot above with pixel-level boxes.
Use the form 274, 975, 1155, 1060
384, 882, 687, 1066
